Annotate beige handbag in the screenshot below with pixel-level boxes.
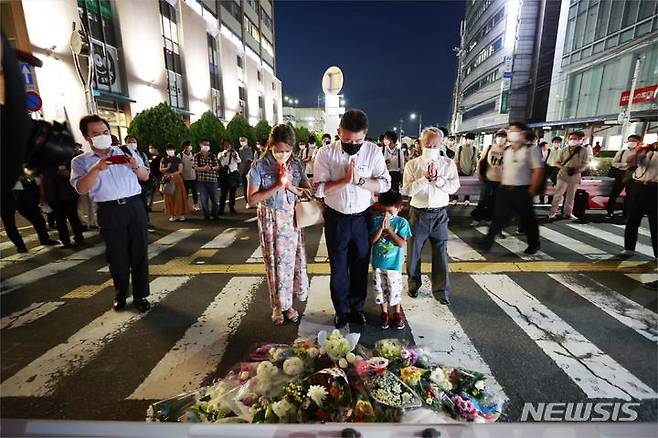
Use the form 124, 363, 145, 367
295, 197, 324, 228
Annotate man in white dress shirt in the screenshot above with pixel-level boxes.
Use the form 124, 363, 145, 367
383, 130, 404, 192
314, 109, 391, 328
403, 127, 460, 304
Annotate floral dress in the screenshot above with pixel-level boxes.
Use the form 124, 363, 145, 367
248, 152, 309, 319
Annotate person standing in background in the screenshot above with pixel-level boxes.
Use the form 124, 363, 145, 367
606, 135, 638, 219
444, 135, 457, 159
547, 131, 590, 221
238, 135, 255, 209
218, 139, 241, 215
195, 139, 220, 220
160, 143, 188, 222
453, 133, 477, 206
179, 140, 198, 211
383, 130, 404, 193
593, 141, 601, 157
543, 137, 562, 205
471, 129, 506, 226
124, 136, 155, 230
301, 135, 317, 180
147, 145, 162, 211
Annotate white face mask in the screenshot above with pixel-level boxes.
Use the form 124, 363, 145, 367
201, 145, 210, 152
508, 132, 522, 143
422, 147, 440, 161
126, 142, 138, 151
240, 141, 248, 147
495, 137, 506, 146
91, 134, 112, 149
272, 151, 292, 163
166, 150, 175, 157
552, 142, 561, 149
628, 142, 638, 149
568, 139, 580, 147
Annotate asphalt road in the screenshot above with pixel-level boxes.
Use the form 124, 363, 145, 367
1, 196, 656, 423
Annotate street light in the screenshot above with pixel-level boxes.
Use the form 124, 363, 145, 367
294, 99, 299, 105
410, 112, 422, 137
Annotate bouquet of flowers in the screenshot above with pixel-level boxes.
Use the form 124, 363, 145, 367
373, 338, 430, 371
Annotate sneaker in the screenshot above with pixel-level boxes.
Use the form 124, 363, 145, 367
568, 214, 579, 221
178, 215, 186, 221
547, 214, 558, 220
451, 199, 458, 206
498, 231, 506, 239
245, 203, 252, 209
470, 220, 480, 227
605, 212, 614, 219
617, 249, 635, 259
392, 311, 405, 330
463, 200, 470, 207
380, 312, 390, 329
169, 216, 177, 222
193, 205, 200, 211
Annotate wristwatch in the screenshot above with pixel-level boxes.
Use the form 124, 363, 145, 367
356, 177, 366, 186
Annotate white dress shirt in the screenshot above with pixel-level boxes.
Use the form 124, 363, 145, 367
546, 145, 562, 167
384, 145, 405, 172
501, 145, 543, 186
403, 155, 460, 209
218, 150, 241, 173
313, 141, 391, 214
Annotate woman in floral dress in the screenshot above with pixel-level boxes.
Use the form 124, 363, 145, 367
247, 124, 312, 325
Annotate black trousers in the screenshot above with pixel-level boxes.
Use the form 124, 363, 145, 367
184, 179, 198, 204
324, 208, 371, 316
484, 185, 540, 249
607, 174, 627, 215
97, 196, 150, 299
389, 171, 402, 193
624, 181, 657, 258
0, 191, 51, 249
219, 181, 237, 212
52, 199, 84, 244
540, 165, 558, 204
471, 180, 499, 222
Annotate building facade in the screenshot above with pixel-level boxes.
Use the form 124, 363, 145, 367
3, 0, 283, 142
282, 106, 326, 133
543, 0, 658, 150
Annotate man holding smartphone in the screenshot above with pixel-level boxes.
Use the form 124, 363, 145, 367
70, 115, 152, 313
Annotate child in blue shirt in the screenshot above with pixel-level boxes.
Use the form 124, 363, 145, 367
370, 191, 412, 329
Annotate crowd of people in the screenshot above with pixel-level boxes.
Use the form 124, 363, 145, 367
2, 110, 655, 326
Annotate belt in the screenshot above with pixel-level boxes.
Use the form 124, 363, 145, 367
633, 180, 657, 186
326, 207, 368, 217
412, 206, 446, 213
97, 194, 142, 206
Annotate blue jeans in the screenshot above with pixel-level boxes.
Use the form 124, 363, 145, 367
198, 181, 219, 219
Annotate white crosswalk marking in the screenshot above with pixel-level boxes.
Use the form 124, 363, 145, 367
472, 274, 657, 400
98, 229, 198, 273
447, 230, 485, 261
128, 276, 263, 400
244, 216, 258, 223
549, 274, 658, 342
405, 275, 508, 403
0, 231, 98, 266
567, 223, 654, 258
0, 234, 39, 252
201, 228, 246, 249
246, 245, 262, 263
475, 227, 554, 261
0, 245, 106, 296
0, 276, 191, 397
539, 226, 611, 260
0, 302, 65, 330
626, 273, 658, 284
298, 276, 335, 339
611, 224, 651, 238
314, 229, 328, 262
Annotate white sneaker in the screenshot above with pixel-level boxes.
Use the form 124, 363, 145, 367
245, 203, 252, 209
193, 205, 200, 211
169, 216, 176, 222
568, 214, 579, 221
451, 199, 458, 206
179, 216, 186, 221
464, 200, 471, 207
470, 220, 480, 227
547, 213, 557, 220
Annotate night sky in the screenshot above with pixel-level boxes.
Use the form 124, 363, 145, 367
274, 0, 465, 137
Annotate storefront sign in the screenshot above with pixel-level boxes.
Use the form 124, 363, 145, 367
499, 90, 509, 114
92, 41, 122, 94
619, 84, 658, 106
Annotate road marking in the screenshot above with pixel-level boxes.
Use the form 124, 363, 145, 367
611, 224, 651, 238
626, 273, 658, 284
298, 276, 335, 339
97, 229, 198, 273
246, 245, 262, 263
475, 226, 554, 261
447, 230, 485, 261
0, 245, 106, 296
201, 228, 246, 249
244, 216, 258, 223
0, 225, 34, 237
550, 273, 658, 343
61, 279, 114, 299
567, 223, 654, 258
0, 276, 191, 397
0, 302, 65, 330
314, 229, 328, 262
472, 274, 657, 400
0, 233, 39, 252
128, 276, 263, 400
405, 275, 508, 404
0, 231, 98, 266
539, 226, 611, 260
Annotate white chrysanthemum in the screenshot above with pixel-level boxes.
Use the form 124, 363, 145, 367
256, 361, 278, 379
346, 352, 356, 364
307, 385, 328, 407
338, 358, 348, 368
283, 357, 304, 376
272, 399, 293, 418
475, 380, 485, 391
429, 368, 445, 384
401, 393, 413, 404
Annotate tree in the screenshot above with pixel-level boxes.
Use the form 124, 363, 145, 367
254, 120, 272, 146
294, 125, 311, 153
226, 113, 256, 149
127, 103, 187, 152
188, 111, 226, 153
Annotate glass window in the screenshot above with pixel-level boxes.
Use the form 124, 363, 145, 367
462, 100, 496, 121
622, 1, 640, 27
262, 37, 274, 57
608, 0, 624, 32
636, 20, 653, 37
638, 0, 657, 20
582, 2, 598, 46
220, 0, 241, 22
261, 7, 273, 30
464, 35, 503, 77
573, 6, 587, 50
595, 0, 611, 40
160, 0, 185, 109
563, 72, 582, 118
243, 15, 260, 42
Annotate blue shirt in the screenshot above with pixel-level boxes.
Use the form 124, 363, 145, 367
70, 146, 147, 202
370, 215, 412, 271
248, 152, 309, 211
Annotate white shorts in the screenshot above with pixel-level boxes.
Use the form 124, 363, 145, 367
373, 268, 403, 306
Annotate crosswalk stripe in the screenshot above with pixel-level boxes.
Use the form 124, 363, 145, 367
539, 226, 611, 260
549, 274, 658, 342
98, 229, 199, 273
244, 216, 258, 223
474, 226, 554, 261
611, 224, 651, 238
128, 276, 263, 400
567, 223, 654, 258
298, 276, 335, 339
405, 275, 508, 403
447, 230, 485, 261
200, 227, 246, 249
0, 245, 106, 296
61, 279, 114, 299
0, 234, 39, 252
0, 301, 65, 330
314, 229, 328, 262
246, 245, 262, 263
472, 274, 657, 400
626, 273, 658, 284
0, 276, 191, 397
0, 231, 99, 267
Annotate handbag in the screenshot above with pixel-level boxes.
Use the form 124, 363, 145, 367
160, 176, 176, 196
295, 196, 324, 228
478, 145, 492, 179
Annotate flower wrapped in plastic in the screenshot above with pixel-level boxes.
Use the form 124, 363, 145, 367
318, 330, 360, 362
373, 339, 431, 371
297, 367, 353, 423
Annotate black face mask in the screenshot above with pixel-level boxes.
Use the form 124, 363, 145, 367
341, 142, 362, 156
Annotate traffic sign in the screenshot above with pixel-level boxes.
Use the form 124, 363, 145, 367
19, 62, 34, 89
25, 91, 42, 112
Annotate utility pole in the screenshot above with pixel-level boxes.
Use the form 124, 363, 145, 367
621, 56, 643, 141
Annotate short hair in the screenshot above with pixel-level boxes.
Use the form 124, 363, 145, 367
465, 132, 476, 140
322, 133, 332, 141
627, 134, 642, 142
378, 190, 403, 207
383, 130, 398, 143
494, 129, 507, 138
447, 135, 455, 141
199, 138, 210, 144
509, 121, 529, 132
438, 127, 449, 136
239, 135, 247, 140
334, 135, 340, 140
79, 114, 110, 136
551, 136, 562, 143
378, 134, 385, 142
526, 131, 537, 143
539, 141, 548, 148
124, 135, 136, 142
111, 135, 120, 146
308, 135, 316, 144
420, 127, 444, 144
181, 140, 191, 148
268, 123, 296, 148
567, 130, 585, 139
165, 142, 175, 150
339, 109, 368, 132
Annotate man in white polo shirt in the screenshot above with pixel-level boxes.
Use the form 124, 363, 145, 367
481, 122, 544, 255
314, 109, 391, 329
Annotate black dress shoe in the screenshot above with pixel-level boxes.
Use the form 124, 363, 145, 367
524, 245, 540, 255
407, 288, 419, 298
113, 296, 127, 311
334, 314, 348, 329
134, 298, 151, 313
350, 311, 367, 326
16, 246, 28, 253
40, 238, 60, 246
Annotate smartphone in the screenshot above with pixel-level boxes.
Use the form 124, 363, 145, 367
107, 155, 129, 165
